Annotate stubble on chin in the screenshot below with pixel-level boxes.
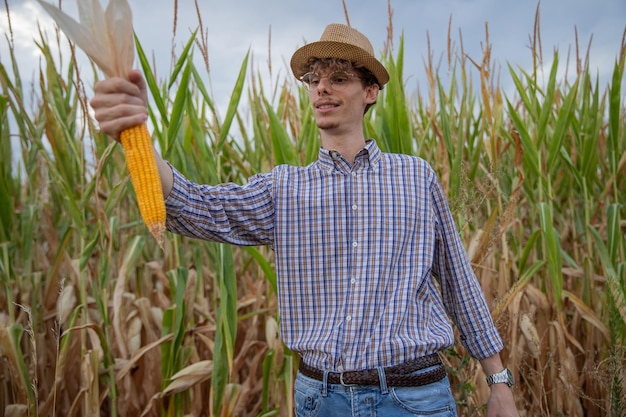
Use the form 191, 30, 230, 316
317, 122, 337, 131
315, 116, 339, 131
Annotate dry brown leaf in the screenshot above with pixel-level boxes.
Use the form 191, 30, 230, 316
0, 312, 9, 329
82, 350, 100, 416
519, 313, 541, 359
115, 333, 174, 383
197, 332, 215, 354
57, 283, 76, 326
563, 290, 611, 342
237, 295, 259, 311
126, 315, 143, 355
265, 316, 279, 350
112, 272, 128, 358
4, 405, 28, 417
86, 327, 104, 362
524, 284, 550, 312
492, 274, 530, 320
466, 229, 484, 262
134, 297, 161, 343
162, 360, 213, 396
0, 327, 28, 404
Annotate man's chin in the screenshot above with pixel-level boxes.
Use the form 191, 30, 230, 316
316, 120, 339, 131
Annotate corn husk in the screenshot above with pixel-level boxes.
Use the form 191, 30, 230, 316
37, 0, 134, 78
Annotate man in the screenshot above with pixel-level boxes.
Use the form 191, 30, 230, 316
91, 23, 519, 417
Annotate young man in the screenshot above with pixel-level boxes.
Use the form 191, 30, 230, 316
91, 23, 519, 417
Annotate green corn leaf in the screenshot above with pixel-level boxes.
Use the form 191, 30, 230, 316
261, 349, 275, 413
507, 99, 540, 181
539, 202, 563, 311
183, 92, 219, 184
0, 175, 11, 241
245, 246, 277, 294
167, 30, 198, 90
218, 51, 249, 147
265, 99, 298, 166
190, 64, 218, 121
546, 78, 579, 174
379, 38, 412, 156
516, 228, 540, 276
212, 243, 237, 415
607, 57, 624, 178
578, 74, 602, 186
537, 54, 559, 147
606, 203, 622, 265
135, 34, 168, 122
506, 64, 535, 120
164, 61, 191, 156
79, 229, 100, 271
588, 223, 626, 329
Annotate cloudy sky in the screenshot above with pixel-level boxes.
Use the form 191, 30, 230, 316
2, 0, 625, 117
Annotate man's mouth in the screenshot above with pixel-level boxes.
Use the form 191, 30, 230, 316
315, 101, 339, 110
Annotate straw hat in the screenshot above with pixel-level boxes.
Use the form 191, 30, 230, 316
290, 23, 389, 87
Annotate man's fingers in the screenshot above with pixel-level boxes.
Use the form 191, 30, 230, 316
92, 102, 148, 141
92, 102, 147, 123
90, 93, 145, 114
89, 73, 150, 141
93, 76, 141, 95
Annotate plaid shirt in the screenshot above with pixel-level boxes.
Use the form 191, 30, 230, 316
165, 140, 503, 371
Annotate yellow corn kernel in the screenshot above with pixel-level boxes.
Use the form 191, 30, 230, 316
120, 123, 166, 247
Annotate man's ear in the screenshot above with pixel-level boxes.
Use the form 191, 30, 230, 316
364, 84, 380, 105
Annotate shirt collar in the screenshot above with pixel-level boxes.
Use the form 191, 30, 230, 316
317, 139, 382, 171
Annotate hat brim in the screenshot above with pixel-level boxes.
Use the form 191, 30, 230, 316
290, 41, 389, 87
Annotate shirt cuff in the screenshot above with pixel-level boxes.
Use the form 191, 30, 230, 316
462, 327, 505, 360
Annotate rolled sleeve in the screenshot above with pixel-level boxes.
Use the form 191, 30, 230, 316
164, 163, 275, 246
164, 164, 190, 218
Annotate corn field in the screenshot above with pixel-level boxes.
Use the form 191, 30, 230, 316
1, 5, 625, 417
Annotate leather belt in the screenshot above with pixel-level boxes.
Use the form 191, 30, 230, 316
298, 353, 446, 387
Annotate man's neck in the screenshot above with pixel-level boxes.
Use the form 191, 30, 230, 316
320, 131, 367, 165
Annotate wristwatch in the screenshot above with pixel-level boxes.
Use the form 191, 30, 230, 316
486, 368, 514, 387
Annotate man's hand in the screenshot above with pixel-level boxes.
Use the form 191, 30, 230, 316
90, 69, 149, 142
90, 70, 174, 197
479, 355, 520, 417
486, 383, 519, 417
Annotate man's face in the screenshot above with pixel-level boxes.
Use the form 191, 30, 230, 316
304, 65, 379, 133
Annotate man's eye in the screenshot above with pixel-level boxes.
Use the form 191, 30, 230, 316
333, 76, 348, 84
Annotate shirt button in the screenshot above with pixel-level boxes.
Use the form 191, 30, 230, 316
351, 204, 358, 210
351, 278, 356, 284
352, 241, 358, 247
351, 172, 357, 177
346, 315, 352, 322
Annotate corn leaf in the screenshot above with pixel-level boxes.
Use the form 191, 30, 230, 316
265, 99, 298, 166
539, 202, 563, 311
212, 243, 237, 415
218, 51, 249, 147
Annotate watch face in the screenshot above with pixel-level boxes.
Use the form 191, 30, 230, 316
504, 368, 514, 386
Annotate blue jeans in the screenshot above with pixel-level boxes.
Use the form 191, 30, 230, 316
294, 365, 458, 417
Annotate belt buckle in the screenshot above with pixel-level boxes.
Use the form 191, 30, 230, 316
339, 370, 358, 386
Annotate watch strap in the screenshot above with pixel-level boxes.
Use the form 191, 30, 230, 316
486, 368, 514, 387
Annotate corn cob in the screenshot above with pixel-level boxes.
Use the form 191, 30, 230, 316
36, 1, 165, 244
120, 123, 165, 246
